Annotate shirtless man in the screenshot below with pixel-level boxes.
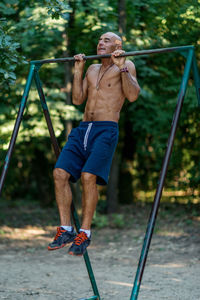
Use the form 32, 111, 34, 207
48, 32, 140, 256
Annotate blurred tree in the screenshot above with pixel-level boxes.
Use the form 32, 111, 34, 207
120, 0, 200, 200
0, 0, 199, 206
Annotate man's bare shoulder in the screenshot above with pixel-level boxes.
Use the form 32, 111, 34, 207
85, 64, 99, 77
125, 60, 137, 76
125, 59, 136, 68
87, 63, 100, 71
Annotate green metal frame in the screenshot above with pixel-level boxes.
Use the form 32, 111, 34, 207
0, 45, 199, 300
130, 47, 196, 300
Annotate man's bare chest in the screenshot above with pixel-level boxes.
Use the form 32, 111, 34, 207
87, 65, 121, 90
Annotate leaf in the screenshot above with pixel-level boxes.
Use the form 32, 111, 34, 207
8, 72, 16, 80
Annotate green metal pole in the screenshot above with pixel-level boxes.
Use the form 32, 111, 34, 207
130, 48, 194, 300
0, 64, 35, 197
33, 68, 100, 300
70, 204, 100, 298
33, 66, 60, 158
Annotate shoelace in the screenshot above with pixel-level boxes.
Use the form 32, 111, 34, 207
54, 227, 66, 240
74, 232, 88, 245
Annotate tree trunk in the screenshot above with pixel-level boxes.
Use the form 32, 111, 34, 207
63, 2, 81, 209
63, 0, 75, 138
106, 152, 120, 213
118, 0, 126, 35
106, 0, 127, 213
119, 114, 135, 204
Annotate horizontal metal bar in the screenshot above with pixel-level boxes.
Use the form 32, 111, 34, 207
30, 45, 194, 65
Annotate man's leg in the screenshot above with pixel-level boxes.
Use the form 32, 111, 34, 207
53, 168, 72, 226
68, 172, 97, 256
48, 168, 76, 250
81, 172, 98, 229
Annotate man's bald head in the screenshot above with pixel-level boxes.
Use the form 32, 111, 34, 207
98, 32, 122, 49
103, 32, 122, 43
97, 32, 123, 55
101, 32, 122, 46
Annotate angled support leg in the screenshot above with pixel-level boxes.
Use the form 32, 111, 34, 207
33, 66, 100, 300
0, 64, 35, 197
130, 48, 194, 300
33, 64, 60, 158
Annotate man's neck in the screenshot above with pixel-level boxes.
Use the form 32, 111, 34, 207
101, 58, 113, 68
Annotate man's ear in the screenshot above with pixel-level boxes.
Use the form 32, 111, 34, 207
115, 40, 122, 50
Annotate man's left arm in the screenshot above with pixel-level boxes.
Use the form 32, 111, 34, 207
112, 50, 140, 102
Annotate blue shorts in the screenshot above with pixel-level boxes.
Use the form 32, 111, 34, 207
55, 121, 119, 185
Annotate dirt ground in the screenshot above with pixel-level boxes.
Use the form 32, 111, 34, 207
0, 202, 200, 300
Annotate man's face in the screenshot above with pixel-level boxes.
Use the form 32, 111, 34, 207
97, 33, 120, 55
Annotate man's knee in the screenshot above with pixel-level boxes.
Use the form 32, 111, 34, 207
53, 168, 70, 184
81, 172, 97, 185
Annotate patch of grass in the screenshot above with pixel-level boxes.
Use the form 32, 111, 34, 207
0, 198, 199, 232
0, 229, 6, 235
92, 213, 126, 229
92, 213, 109, 229
0, 199, 59, 227
110, 214, 125, 228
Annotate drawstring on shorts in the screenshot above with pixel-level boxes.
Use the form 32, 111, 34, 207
83, 123, 93, 150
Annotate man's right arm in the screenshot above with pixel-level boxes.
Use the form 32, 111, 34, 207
72, 54, 88, 105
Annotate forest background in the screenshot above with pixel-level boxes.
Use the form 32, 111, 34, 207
0, 0, 200, 216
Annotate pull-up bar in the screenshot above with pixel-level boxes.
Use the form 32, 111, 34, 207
31, 45, 194, 65
30, 44, 200, 108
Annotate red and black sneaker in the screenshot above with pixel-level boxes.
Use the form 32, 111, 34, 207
48, 227, 76, 251
68, 231, 91, 256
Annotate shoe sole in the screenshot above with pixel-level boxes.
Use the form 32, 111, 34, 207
48, 243, 66, 251
68, 251, 84, 256
48, 238, 76, 251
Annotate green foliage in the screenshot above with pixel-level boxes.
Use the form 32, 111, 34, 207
118, 0, 200, 196
44, 0, 72, 19
110, 213, 125, 228
92, 213, 109, 228
92, 212, 126, 228
0, 18, 27, 90
0, 0, 200, 205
